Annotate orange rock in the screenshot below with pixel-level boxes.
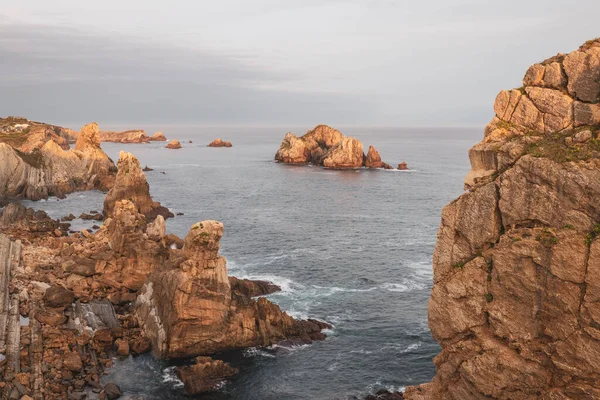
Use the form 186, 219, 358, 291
165, 140, 182, 149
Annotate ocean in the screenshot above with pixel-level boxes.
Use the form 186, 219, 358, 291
22, 125, 481, 399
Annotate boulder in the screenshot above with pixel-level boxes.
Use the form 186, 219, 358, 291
43, 285, 74, 309
175, 357, 238, 395
103, 382, 122, 399
165, 140, 182, 149
149, 132, 167, 141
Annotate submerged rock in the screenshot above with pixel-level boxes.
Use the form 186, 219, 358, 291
404, 38, 600, 400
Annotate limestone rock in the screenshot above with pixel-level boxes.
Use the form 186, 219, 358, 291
405, 38, 600, 400
207, 138, 232, 147
103, 151, 173, 221
365, 145, 383, 168
323, 137, 363, 169
149, 132, 167, 141
176, 357, 238, 395
274, 132, 309, 164
134, 220, 330, 359
165, 140, 182, 149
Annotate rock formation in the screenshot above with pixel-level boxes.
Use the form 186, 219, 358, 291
0, 121, 116, 200
397, 162, 408, 170
103, 151, 173, 221
165, 140, 181, 149
135, 219, 330, 359
176, 356, 238, 394
0, 116, 77, 151
274, 124, 395, 169
149, 132, 167, 141
208, 138, 232, 147
404, 38, 600, 400
99, 129, 150, 143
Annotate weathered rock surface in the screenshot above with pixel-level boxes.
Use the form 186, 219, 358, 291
208, 138, 232, 147
0, 121, 116, 200
0, 116, 75, 151
99, 129, 150, 143
175, 356, 238, 394
404, 38, 600, 400
275, 124, 394, 169
103, 151, 173, 221
149, 132, 167, 141
135, 220, 330, 359
165, 140, 181, 149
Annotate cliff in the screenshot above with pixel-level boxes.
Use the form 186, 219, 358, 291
0, 121, 116, 200
404, 39, 600, 399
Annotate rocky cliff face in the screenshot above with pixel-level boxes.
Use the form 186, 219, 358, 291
0, 121, 116, 200
404, 39, 600, 400
274, 124, 394, 169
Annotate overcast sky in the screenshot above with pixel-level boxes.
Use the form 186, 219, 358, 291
1, 1, 599, 127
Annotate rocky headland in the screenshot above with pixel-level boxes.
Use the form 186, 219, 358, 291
207, 138, 232, 147
0, 120, 116, 201
0, 152, 331, 398
274, 124, 399, 170
98, 130, 150, 144
404, 38, 600, 399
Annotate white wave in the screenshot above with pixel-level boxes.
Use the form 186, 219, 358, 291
380, 341, 422, 354
350, 349, 373, 355
243, 347, 276, 358
162, 366, 184, 388
381, 280, 425, 292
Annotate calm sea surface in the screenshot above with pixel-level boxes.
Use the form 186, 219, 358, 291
23, 125, 481, 399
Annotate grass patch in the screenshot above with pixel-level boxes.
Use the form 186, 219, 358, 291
535, 228, 558, 247
586, 224, 600, 246
525, 126, 600, 162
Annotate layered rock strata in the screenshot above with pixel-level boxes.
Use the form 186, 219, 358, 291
274, 124, 395, 169
404, 38, 600, 400
0, 121, 116, 200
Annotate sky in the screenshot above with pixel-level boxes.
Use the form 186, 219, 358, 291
1, 0, 599, 127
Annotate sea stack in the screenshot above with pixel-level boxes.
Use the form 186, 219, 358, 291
166, 139, 182, 149
404, 38, 600, 399
274, 124, 394, 169
208, 138, 232, 147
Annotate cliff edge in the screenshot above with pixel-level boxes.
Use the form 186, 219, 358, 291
405, 39, 600, 399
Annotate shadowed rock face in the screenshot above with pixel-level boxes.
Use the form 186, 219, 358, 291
0, 121, 116, 200
404, 39, 600, 400
275, 124, 391, 169
103, 151, 173, 221
135, 220, 330, 359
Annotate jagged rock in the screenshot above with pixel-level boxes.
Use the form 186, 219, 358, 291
274, 132, 310, 164
0, 121, 116, 200
43, 285, 74, 309
207, 138, 232, 147
323, 137, 363, 169
364, 145, 384, 168
397, 162, 408, 170
63, 352, 82, 372
175, 356, 238, 395
103, 151, 173, 221
135, 220, 330, 358
149, 132, 167, 141
165, 140, 181, 149
229, 276, 281, 297
404, 38, 600, 400
99, 129, 149, 143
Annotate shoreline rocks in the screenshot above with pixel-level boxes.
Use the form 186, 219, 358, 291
274, 124, 397, 170
208, 138, 232, 147
404, 38, 600, 400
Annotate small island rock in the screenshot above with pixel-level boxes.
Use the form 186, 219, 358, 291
166, 140, 182, 149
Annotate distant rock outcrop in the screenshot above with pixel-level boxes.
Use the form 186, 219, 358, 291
404, 38, 600, 400
275, 125, 395, 169
103, 151, 173, 221
99, 129, 150, 143
165, 140, 182, 149
0, 121, 116, 200
149, 132, 167, 141
208, 138, 232, 147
